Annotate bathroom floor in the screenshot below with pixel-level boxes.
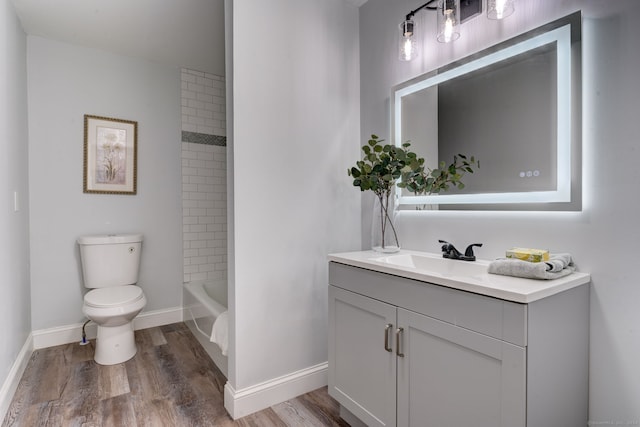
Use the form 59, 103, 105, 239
2, 323, 349, 426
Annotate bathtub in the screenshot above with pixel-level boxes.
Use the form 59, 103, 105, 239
183, 280, 228, 377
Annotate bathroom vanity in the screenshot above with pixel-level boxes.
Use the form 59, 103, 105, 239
327, 250, 590, 427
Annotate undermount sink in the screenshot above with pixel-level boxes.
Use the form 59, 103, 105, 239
371, 253, 489, 277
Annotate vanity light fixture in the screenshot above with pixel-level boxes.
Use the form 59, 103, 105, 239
399, 0, 514, 61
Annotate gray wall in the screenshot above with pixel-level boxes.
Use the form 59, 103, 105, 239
229, 0, 361, 391
27, 36, 183, 330
361, 0, 640, 423
0, 0, 30, 408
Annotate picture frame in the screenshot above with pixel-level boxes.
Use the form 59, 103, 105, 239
83, 114, 138, 195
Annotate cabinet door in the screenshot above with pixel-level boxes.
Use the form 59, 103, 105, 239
329, 285, 397, 427
397, 308, 526, 427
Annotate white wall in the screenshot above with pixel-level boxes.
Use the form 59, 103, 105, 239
361, 0, 640, 423
230, 0, 361, 394
27, 36, 183, 330
0, 0, 30, 406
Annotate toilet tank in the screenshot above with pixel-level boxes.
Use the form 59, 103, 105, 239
77, 233, 143, 288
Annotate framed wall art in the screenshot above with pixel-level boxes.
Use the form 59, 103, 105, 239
83, 114, 138, 195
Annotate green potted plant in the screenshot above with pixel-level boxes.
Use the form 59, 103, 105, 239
348, 134, 478, 252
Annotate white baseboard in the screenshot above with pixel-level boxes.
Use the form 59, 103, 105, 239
0, 334, 33, 423
133, 306, 183, 331
32, 306, 183, 350
224, 362, 328, 420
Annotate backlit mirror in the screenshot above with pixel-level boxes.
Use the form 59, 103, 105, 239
393, 12, 581, 210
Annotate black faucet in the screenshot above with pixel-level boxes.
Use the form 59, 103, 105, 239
439, 240, 483, 261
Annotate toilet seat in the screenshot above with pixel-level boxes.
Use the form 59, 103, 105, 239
84, 285, 144, 308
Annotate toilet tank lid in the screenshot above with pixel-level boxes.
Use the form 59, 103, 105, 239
77, 233, 143, 245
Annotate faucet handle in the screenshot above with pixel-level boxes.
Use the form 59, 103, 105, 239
464, 243, 483, 259
438, 239, 453, 253
439, 240, 462, 258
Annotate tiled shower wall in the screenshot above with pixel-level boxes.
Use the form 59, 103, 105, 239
181, 69, 227, 283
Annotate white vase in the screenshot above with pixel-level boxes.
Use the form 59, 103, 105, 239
372, 194, 400, 253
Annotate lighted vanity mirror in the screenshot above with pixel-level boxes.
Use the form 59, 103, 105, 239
393, 12, 581, 211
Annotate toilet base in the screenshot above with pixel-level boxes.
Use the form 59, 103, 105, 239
94, 321, 137, 365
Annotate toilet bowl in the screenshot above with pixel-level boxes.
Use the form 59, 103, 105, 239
82, 285, 147, 365
78, 233, 146, 365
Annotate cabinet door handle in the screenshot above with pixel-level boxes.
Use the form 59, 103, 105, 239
384, 324, 393, 352
396, 327, 405, 357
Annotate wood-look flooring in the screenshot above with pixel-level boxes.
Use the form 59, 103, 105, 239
2, 323, 349, 427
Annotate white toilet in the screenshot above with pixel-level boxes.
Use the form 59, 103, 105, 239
77, 233, 147, 365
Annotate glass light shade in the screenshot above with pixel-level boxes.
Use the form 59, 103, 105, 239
487, 0, 515, 20
437, 0, 460, 43
399, 20, 418, 61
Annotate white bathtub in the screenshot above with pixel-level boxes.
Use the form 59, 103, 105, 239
183, 280, 228, 377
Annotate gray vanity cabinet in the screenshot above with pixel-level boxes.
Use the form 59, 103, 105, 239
328, 261, 589, 427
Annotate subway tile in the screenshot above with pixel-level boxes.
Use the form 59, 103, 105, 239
183, 216, 198, 225
182, 123, 198, 133
195, 151, 214, 161
184, 249, 199, 258
206, 223, 223, 232
185, 68, 205, 77
197, 200, 215, 209
181, 89, 196, 100
198, 264, 215, 273
187, 159, 207, 169
207, 271, 224, 280
190, 240, 207, 249
184, 265, 199, 274
183, 183, 197, 192
181, 150, 198, 160
187, 82, 204, 93
190, 224, 207, 233
191, 255, 208, 265
196, 92, 213, 103
197, 76, 214, 87
188, 115, 206, 126
197, 109, 214, 119
199, 248, 216, 257
187, 99, 205, 110
182, 106, 197, 117
182, 200, 199, 209
190, 272, 208, 281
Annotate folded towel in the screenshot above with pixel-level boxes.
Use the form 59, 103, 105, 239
544, 253, 572, 273
210, 311, 228, 356
488, 253, 575, 280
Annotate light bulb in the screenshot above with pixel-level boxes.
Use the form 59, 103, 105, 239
488, 0, 515, 20
437, 0, 460, 43
402, 38, 414, 60
399, 20, 417, 61
495, 0, 506, 19
443, 11, 455, 42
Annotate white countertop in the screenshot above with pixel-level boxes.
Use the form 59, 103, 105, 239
328, 250, 590, 303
